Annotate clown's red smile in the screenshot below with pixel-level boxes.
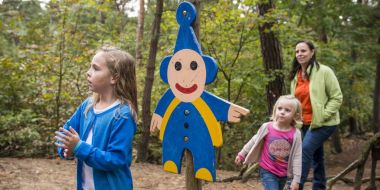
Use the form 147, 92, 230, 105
175, 83, 198, 94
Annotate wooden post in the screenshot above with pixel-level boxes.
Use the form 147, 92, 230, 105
185, 1, 202, 190
185, 150, 202, 190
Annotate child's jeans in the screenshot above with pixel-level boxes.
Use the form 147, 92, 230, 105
259, 167, 287, 190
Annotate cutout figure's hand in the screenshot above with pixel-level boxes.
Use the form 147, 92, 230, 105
150, 113, 163, 132
228, 104, 250, 123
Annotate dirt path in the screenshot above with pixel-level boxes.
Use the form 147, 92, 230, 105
0, 158, 258, 190
0, 137, 379, 189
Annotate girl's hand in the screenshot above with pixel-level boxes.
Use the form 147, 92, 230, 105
64, 149, 74, 159
234, 154, 244, 166
234, 156, 242, 165
290, 181, 299, 190
54, 127, 80, 153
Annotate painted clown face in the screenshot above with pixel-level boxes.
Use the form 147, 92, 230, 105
167, 49, 206, 102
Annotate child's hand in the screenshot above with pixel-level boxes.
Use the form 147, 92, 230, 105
234, 153, 245, 166
290, 181, 299, 190
54, 127, 80, 153
234, 156, 242, 165
64, 149, 74, 159
228, 103, 250, 123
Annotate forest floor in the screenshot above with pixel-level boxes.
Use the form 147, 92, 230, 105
1, 136, 380, 190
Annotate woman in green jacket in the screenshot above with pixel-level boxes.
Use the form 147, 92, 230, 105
289, 40, 343, 190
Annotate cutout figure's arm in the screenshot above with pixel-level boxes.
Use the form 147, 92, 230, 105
201, 91, 231, 122
201, 91, 249, 123
150, 89, 175, 134
154, 89, 175, 117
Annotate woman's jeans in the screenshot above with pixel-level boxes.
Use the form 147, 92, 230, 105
300, 125, 337, 190
259, 167, 287, 190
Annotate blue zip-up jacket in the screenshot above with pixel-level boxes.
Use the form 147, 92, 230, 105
57, 98, 136, 190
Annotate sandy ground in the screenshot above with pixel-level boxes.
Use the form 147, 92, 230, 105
0, 137, 380, 190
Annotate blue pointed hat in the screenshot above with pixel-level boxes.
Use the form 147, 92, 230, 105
160, 2, 218, 85
174, 2, 201, 53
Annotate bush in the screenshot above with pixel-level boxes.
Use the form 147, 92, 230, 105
0, 109, 53, 157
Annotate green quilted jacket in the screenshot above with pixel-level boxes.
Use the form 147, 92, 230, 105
290, 63, 343, 129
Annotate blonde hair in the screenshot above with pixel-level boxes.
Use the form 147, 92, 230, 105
271, 95, 302, 126
86, 45, 138, 121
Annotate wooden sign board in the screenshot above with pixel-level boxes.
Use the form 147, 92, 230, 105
151, 1, 249, 182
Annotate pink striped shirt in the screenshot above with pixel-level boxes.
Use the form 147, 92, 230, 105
259, 122, 296, 177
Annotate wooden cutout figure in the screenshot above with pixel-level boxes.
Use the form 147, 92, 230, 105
150, 2, 249, 182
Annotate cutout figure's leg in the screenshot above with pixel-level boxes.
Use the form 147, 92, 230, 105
192, 144, 216, 182
163, 137, 184, 174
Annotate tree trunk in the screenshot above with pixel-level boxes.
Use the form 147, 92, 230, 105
135, 0, 145, 66
98, 0, 106, 24
136, 0, 164, 162
188, 0, 200, 39
55, 7, 67, 128
257, 0, 285, 114
330, 129, 342, 153
370, 153, 378, 190
370, 36, 380, 190
370, 1, 380, 187
347, 49, 362, 136
374, 37, 380, 134
318, 13, 343, 152
185, 1, 202, 189
348, 116, 359, 135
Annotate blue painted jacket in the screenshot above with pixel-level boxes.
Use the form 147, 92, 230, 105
155, 89, 230, 147
57, 98, 136, 190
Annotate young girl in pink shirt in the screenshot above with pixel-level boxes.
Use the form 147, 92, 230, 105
235, 95, 303, 190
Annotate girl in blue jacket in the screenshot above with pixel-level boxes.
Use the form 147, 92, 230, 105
54, 46, 138, 190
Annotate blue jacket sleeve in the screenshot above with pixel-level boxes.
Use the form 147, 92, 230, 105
154, 89, 175, 117
74, 113, 136, 171
201, 91, 231, 122
57, 99, 89, 158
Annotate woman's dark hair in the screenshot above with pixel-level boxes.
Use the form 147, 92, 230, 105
288, 40, 320, 80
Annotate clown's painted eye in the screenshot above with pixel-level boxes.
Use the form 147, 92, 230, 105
190, 61, 198, 70
175, 61, 182, 71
